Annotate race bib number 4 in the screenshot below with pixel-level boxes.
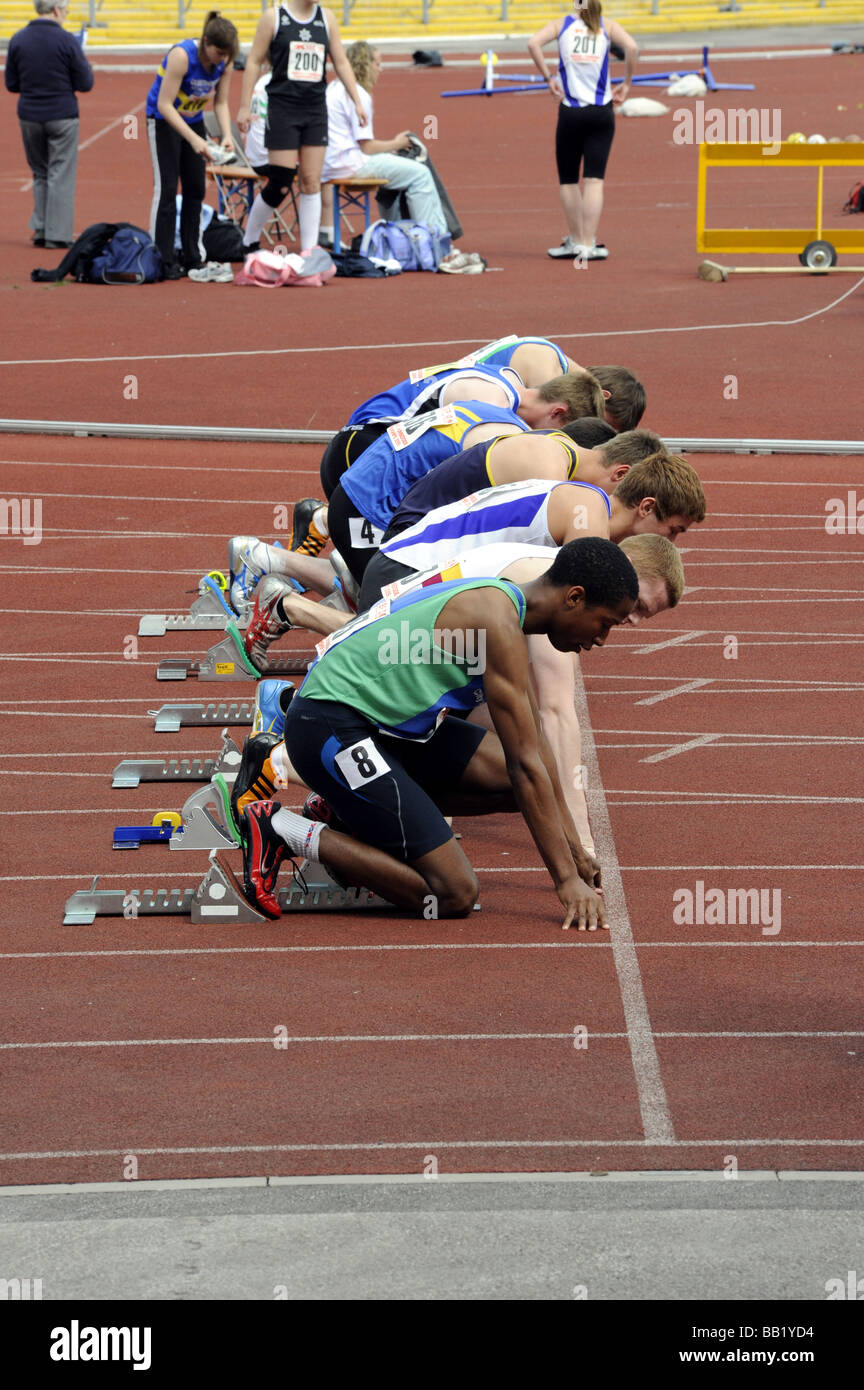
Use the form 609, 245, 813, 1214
335, 740, 391, 790
348, 516, 385, 549
287, 40, 325, 82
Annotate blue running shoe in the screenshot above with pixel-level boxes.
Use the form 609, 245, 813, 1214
253, 679, 295, 737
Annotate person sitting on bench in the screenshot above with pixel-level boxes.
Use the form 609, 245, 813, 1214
319, 40, 481, 271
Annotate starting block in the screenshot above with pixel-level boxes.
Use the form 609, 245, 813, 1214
149, 701, 255, 732
139, 575, 250, 638
156, 622, 312, 683
111, 731, 242, 788
63, 852, 393, 925
113, 777, 240, 852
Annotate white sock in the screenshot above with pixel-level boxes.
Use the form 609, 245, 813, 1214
319, 223, 334, 240
271, 740, 289, 787
298, 192, 322, 251
311, 506, 329, 537
271, 807, 323, 860
244, 194, 270, 246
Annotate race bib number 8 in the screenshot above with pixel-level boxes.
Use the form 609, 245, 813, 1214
335, 740, 391, 790
287, 40, 325, 82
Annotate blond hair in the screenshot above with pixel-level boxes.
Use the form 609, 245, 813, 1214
346, 40, 379, 91
614, 452, 707, 523
601, 428, 666, 468
537, 371, 605, 423
620, 533, 685, 607
579, 0, 604, 36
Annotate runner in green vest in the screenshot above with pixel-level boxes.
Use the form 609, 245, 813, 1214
240, 537, 637, 930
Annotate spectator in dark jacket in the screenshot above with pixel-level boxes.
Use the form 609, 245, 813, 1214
5, 1, 94, 247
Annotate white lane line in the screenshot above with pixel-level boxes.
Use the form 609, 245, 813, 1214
634, 631, 709, 654
574, 673, 675, 1144
8, 862, 864, 884
641, 733, 738, 763
635, 679, 713, 707
0, 458, 318, 477
2, 940, 862, 960
3, 1138, 863, 1160
2, 1030, 862, 1052
2, 275, 860, 365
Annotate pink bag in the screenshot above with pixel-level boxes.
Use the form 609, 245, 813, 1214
234, 244, 336, 288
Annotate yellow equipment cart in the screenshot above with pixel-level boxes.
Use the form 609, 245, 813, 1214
697, 141, 864, 269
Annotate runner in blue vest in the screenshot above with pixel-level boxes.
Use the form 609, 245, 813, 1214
146, 11, 239, 279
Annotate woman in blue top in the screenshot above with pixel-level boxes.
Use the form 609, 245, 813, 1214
529, 0, 637, 261
146, 10, 239, 279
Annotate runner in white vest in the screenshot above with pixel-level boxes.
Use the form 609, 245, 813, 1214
528, 0, 638, 261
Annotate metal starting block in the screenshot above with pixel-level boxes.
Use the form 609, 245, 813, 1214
138, 576, 249, 637
149, 701, 255, 733
156, 624, 312, 683
113, 779, 240, 853
63, 852, 393, 926
111, 732, 242, 788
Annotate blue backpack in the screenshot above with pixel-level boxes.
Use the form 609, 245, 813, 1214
88, 225, 162, 284
359, 219, 449, 272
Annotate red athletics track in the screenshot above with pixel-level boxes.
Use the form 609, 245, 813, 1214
0, 439, 862, 1185
0, 49, 862, 1185
0, 57, 863, 438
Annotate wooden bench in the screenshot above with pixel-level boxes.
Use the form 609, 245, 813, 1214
326, 176, 389, 253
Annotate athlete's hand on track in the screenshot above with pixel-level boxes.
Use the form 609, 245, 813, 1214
237, 105, 251, 135
558, 874, 608, 932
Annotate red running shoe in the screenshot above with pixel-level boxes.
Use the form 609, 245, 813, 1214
241, 799, 287, 919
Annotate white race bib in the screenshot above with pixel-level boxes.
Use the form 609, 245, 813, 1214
348, 516, 385, 549
287, 40, 325, 82
386, 404, 456, 451
335, 739, 391, 790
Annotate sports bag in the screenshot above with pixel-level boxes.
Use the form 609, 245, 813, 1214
88, 225, 162, 284
203, 215, 247, 262
358, 219, 448, 272
234, 244, 336, 287
30, 221, 160, 284
842, 181, 864, 214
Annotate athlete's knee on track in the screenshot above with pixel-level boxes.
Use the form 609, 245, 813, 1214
424, 867, 479, 918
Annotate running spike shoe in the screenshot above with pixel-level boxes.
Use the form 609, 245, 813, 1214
228, 535, 256, 612
240, 799, 288, 919
290, 498, 327, 555
252, 679, 295, 737
244, 574, 295, 669
231, 732, 282, 828
230, 537, 276, 611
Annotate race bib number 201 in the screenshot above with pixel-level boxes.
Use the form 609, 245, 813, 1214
287, 40, 325, 82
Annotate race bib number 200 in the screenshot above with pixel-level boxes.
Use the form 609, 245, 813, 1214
287, 40, 325, 82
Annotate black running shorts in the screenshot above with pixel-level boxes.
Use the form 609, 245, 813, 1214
319, 422, 387, 499
265, 93, 328, 151
284, 695, 486, 862
555, 101, 615, 183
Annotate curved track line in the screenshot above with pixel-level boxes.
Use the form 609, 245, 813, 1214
2, 277, 861, 368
